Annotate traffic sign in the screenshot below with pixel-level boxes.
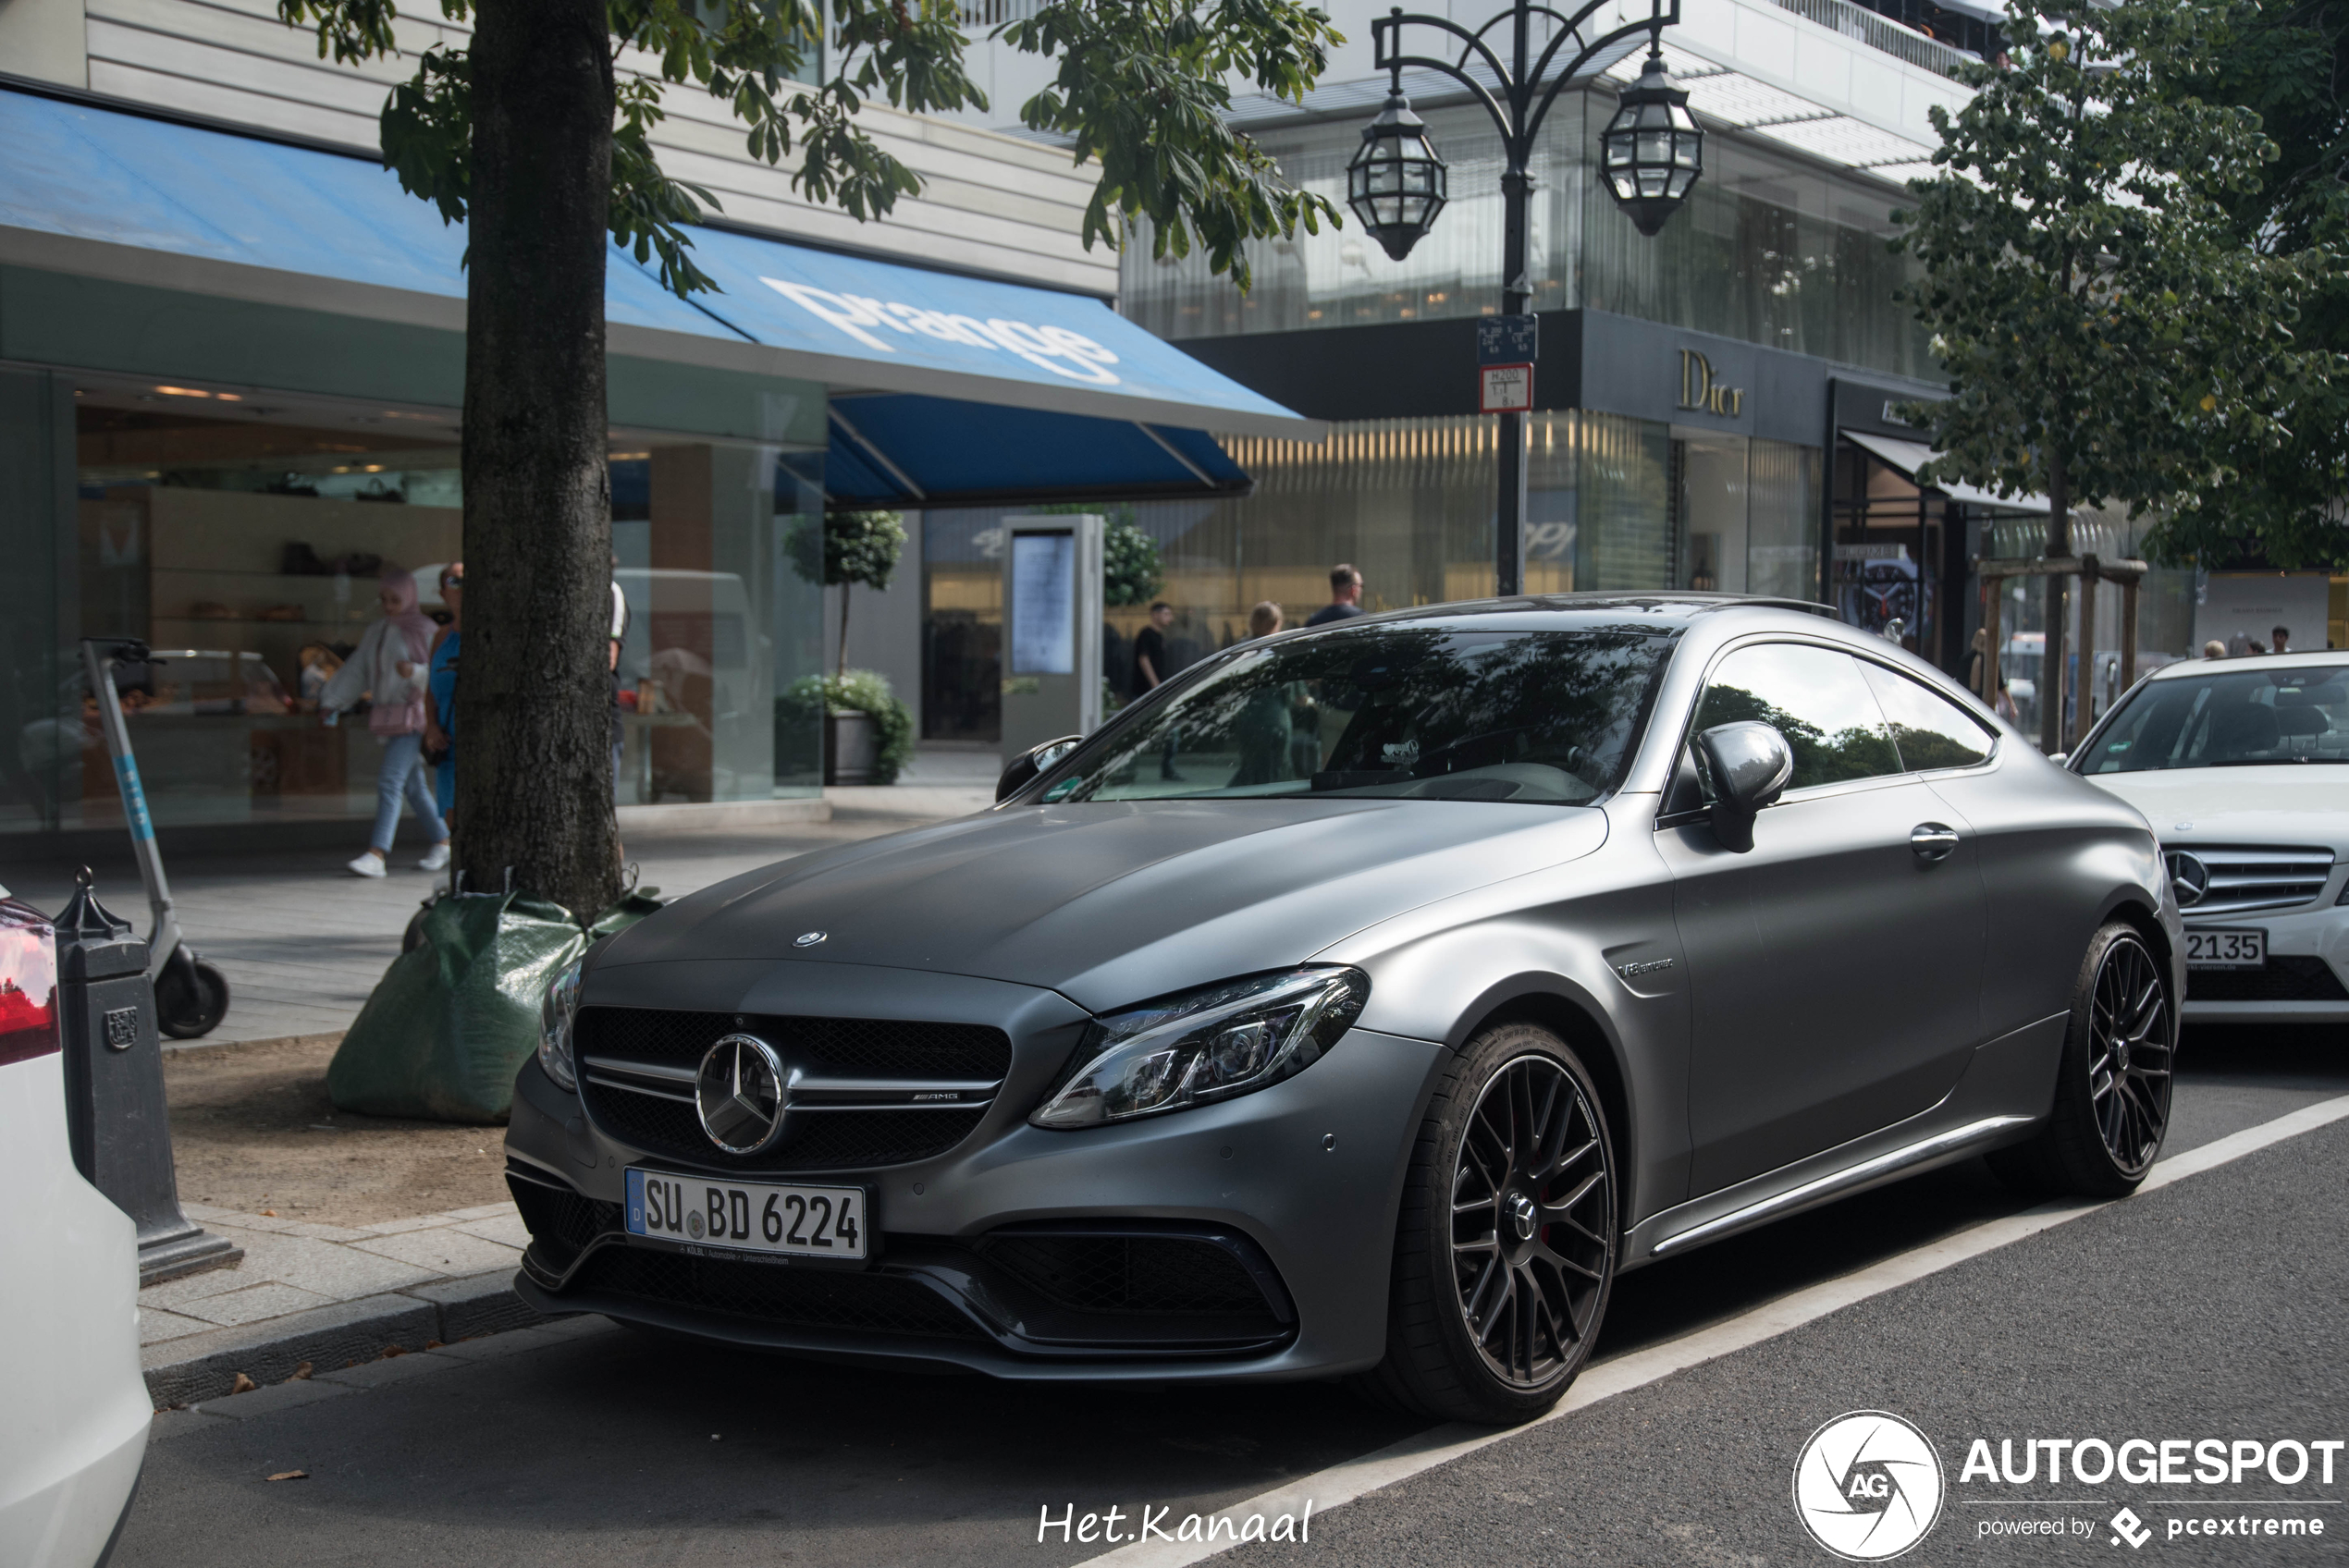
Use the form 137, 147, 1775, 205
1476, 313, 1539, 365
1480, 363, 1533, 413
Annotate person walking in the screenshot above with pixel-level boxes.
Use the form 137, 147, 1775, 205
423, 562, 462, 826
1132, 602, 1174, 697
1247, 601, 1285, 641
321, 568, 449, 877
1306, 564, 1364, 626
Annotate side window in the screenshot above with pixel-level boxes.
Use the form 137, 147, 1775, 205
1858, 661, 1998, 772
1691, 643, 1902, 791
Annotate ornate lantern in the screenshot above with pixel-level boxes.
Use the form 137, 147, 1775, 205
1347, 91, 1449, 262
1600, 51, 1703, 236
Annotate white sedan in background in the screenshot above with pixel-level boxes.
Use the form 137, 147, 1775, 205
2070, 651, 2349, 1023
0, 887, 149, 1567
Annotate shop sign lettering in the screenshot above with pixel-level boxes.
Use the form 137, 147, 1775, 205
760, 278, 1123, 386
1676, 349, 1744, 417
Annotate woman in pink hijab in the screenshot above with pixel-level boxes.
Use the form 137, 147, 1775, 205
319, 568, 451, 878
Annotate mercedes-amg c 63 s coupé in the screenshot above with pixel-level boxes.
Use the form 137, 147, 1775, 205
508, 594, 2183, 1423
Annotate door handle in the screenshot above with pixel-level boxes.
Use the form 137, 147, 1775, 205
1911, 823, 1961, 864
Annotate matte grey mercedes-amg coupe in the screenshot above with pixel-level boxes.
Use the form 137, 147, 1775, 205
508, 594, 2183, 1424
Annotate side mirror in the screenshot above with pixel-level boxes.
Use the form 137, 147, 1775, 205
996, 734, 1083, 803
1694, 721, 1793, 852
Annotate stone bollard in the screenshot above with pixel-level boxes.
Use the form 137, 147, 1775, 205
55, 869, 240, 1285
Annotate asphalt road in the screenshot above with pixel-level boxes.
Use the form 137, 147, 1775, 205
116, 1023, 2349, 1568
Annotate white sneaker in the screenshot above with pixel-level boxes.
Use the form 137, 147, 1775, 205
418, 842, 450, 872
347, 853, 387, 878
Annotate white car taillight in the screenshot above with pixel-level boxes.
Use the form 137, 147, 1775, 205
0, 899, 59, 1065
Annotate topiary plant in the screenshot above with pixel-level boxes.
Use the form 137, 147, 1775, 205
781, 668, 916, 784
787, 510, 907, 674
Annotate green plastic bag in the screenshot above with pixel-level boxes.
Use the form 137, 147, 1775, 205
326, 888, 659, 1124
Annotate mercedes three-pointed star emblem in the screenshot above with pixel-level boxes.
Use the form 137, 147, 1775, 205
695, 1033, 791, 1154
2164, 850, 2210, 909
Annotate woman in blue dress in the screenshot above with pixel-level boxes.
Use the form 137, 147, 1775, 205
424, 562, 461, 823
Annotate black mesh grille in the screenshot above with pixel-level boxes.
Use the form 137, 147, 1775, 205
509, 1177, 621, 1268
571, 1244, 985, 1341
576, 1008, 1010, 1078
2189, 955, 2349, 1002
574, 1005, 1005, 1171
984, 1234, 1273, 1317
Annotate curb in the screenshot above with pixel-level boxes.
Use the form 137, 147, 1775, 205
142, 1268, 547, 1407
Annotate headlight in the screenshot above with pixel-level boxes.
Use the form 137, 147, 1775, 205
1030, 967, 1368, 1129
538, 955, 584, 1091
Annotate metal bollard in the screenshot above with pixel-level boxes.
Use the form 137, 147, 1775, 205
55, 869, 240, 1285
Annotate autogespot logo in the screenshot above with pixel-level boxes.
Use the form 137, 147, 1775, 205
1793, 1412, 1948, 1562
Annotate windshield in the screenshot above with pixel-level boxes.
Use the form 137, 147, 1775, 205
1034, 624, 1680, 805
2077, 665, 2349, 773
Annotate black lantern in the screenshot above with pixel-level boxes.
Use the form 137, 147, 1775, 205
1600, 51, 1703, 237
1347, 91, 1448, 262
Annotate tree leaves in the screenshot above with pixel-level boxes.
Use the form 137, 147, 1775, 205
1891, 0, 2326, 553
285, 0, 1334, 301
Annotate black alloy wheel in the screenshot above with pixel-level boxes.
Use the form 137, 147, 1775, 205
1990, 922, 2174, 1198
1364, 1022, 1617, 1424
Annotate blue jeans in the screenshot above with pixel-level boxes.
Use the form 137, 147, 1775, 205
372, 732, 449, 853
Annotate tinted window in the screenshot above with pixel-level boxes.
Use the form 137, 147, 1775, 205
1692, 643, 1901, 790
1859, 661, 1997, 771
2079, 666, 2349, 772
1037, 624, 1680, 805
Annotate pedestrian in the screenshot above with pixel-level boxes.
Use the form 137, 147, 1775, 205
1132, 602, 1174, 697
610, 563, 631, 798
1306, 564, 1364, 627
2203, 639, 2229, 659
1966, 629, 2014, 719
2270, 624, 2292, 655
1248, 601, 1285, 641
424, 562, 461, 825
320, 567, 449, 877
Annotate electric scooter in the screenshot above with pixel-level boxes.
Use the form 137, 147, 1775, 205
80, 637, 232, 1038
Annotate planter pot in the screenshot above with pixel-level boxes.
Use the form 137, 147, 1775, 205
825, 710, 879, 785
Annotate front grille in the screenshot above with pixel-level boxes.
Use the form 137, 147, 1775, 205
983, 1233, 1276, 1317
2188, 956, 2349, 1003
569, 1244, 986, 1341
574, 1006, 1007, 1172
588, 1090, 990, 1171
509, 1176, 621, 1269
2175, 845, 2338, 915
576, 1008, 1011, 1078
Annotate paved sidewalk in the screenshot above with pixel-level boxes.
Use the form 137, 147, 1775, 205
139, 1196, 539, 1405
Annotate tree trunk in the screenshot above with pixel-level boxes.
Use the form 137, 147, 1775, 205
451, 0, 621, 919
2039, 447, 2072, 756
838, 580, 851, 677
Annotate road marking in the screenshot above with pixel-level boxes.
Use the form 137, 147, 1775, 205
1080, 1093, 2349, 1567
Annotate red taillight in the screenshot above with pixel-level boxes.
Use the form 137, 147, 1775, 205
0, 900, 59, 1066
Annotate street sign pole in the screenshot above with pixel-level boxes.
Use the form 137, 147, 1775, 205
1478, 300, 1538, 596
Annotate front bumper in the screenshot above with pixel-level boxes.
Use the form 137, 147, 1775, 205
2181, 902, 2349, 1024
505, 972, 1446, 1381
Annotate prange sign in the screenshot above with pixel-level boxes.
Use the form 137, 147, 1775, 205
658, 227, 1303, 427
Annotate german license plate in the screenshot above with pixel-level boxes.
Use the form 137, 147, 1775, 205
624, 1169, 867, 1260
2185, 928, 2266, 970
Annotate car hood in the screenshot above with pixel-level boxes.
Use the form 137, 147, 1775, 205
600, 799, 1610, 1012
2083, 766, 2349, 851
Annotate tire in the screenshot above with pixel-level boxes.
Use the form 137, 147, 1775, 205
1359, 1021, 1618, 1425
155, 955, 230, 1039
1988, 922, 2174, 1199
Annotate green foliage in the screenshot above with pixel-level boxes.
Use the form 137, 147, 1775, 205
278, 0, 1337, 300
2141, 0, 2349, 569
787, 509, 907, 592
1101, 518, 1164, 607
781, 668, 916, 783
1890, 1, 2322, 543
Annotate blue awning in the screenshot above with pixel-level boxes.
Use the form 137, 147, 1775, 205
0, 87, 1316, 508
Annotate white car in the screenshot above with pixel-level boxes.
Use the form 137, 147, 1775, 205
2070, 651, 2349, 1023
0, 888, 150, 1567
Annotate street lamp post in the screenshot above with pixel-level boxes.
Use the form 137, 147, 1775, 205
1351, 0, 1702, 595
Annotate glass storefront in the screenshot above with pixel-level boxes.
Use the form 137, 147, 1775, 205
1, 364, 825, 839
919, 412, 1823, 741
1123, 95, 1934, 381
